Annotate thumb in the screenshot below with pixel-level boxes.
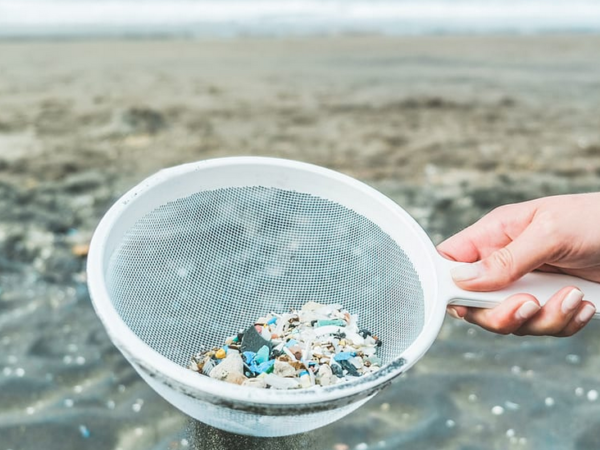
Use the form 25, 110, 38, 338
449, 223, 555, 291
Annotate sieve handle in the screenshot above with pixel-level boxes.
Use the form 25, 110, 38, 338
439, 259, 600, 320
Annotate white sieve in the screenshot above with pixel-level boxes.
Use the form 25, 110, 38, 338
87, 157, 600, 437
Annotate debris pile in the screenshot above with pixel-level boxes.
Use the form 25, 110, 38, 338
188, 301, 382, 389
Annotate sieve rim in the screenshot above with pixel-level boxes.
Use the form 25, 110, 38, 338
87, 157, 446, 407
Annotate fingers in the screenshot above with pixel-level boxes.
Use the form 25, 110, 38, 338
446, 286, 597, 337
448, 294, 541, 335
447, 219, 562, 292
555, 301, 597, 337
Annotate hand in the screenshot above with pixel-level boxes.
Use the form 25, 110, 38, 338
437, 193, 600, 336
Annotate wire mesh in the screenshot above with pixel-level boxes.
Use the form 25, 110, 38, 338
106, 186, 425, 370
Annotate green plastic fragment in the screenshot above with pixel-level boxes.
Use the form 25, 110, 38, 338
316, 319, 346, 327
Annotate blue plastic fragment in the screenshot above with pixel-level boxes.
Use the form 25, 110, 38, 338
267, 317, 277, 325
333, 352, 356, 362
255, 345, 270, 365
254, 359, 275, 374
79, 425, 90, 439
285, 339, 298, 348
299, 370, 309, 377
243, 351, 256, 364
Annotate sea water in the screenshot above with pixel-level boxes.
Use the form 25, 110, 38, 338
1, 0, 600, 38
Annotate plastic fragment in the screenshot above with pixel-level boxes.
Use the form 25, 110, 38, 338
333, 352, 356, 362
243, 377, 267, 388
339, 359, 360, 377
330, 361, 344, 378
255, 345, 270, 365
317, 319, 346, 327
299, 370, 312, 388
264, 373, 300, 389
366, 356, 382, 366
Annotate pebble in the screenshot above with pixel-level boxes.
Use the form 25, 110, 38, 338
225, 372, 248, 385
209, 352, 244, 381
333, 444, 349, 450
189, 301, 382, 389
274, 360, 296, 377
316, 363, 333, 386
72, 243, 90, 257
491, 405, 504, 415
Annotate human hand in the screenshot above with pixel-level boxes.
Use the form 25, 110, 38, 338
437, 193, 600, 336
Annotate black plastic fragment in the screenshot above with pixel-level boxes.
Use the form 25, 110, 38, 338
330, 362, 344, 378
339, 359, 360, 377
358, 329, 372, 338
240, 325, 273, 353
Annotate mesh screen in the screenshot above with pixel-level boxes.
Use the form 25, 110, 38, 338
106, 186, 424, 367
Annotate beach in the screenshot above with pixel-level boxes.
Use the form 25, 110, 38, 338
1, 36, 600, 449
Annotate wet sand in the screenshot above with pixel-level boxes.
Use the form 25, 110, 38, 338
1, 36, 600, 450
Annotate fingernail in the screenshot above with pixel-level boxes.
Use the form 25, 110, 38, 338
451, 261, 484, 282
516, 301, 540, 320
561, 288, 584, 314
577, 304, 596, 324
446, 306, 464, 320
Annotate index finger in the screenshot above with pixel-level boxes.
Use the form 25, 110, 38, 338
436, 203, 534, 263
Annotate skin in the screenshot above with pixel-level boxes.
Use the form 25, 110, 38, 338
437, 193, 600, 337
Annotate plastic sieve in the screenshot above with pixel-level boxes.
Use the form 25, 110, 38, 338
87, 157, 600, 437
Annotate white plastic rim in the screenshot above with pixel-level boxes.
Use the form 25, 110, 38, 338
87, 157, 448, 411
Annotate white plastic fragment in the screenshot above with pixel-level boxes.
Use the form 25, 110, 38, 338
243, 377, 267, 388
264, 374, 300, 389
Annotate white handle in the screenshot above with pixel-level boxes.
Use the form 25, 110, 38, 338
438, 258, 600, 319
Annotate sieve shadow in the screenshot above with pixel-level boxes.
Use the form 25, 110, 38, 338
187, 419, 319, 450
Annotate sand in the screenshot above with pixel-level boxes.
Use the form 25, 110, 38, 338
1, 36, 600, 450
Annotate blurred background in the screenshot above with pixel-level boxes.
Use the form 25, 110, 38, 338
1, 1, 600, 449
